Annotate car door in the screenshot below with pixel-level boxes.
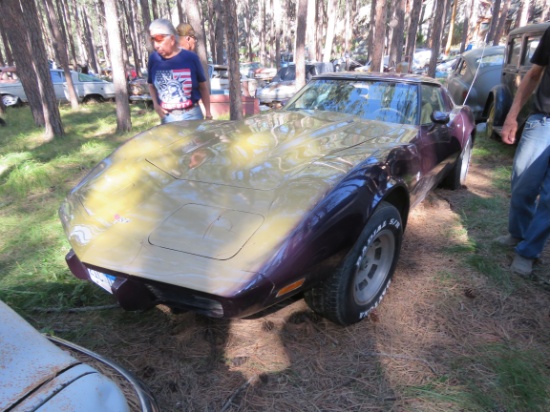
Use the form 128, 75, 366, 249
417, 84, 456, 179
49, 70, 67, 102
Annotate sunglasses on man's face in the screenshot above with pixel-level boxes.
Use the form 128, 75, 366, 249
150, 34, 169, 42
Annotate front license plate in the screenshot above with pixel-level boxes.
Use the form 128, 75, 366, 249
88, 269, 116, 294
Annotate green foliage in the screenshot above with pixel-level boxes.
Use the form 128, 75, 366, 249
407, 344, 550, 411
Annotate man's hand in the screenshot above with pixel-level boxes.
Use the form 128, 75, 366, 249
154, 104, 167, 120
501, 117, 518, 145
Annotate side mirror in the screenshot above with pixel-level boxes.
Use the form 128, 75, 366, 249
431, 110, 450, 124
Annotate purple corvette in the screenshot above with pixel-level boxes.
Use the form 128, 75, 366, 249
60, 73, 475, 325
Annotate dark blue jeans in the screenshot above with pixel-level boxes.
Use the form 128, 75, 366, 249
509, 114, 550, 259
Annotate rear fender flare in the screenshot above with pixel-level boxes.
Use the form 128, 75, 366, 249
486, 85, 512, 127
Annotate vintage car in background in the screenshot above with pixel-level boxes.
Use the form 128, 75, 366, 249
446, 45, 504, 122
0, 67, 115, 106
0, 300, 157, 411
253, 66, 278, 85
485, 22, 550, 140
59, 73, 475, 326
255, 62, 334, 106
239, 61, 262, 78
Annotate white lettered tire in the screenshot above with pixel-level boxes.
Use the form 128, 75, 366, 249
305, 201, 403, 325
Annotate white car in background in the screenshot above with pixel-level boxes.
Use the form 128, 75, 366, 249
0, 67, 115, 106
0, 300, 158, 411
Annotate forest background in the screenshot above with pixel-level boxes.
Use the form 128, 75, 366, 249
0, 0, 549, 137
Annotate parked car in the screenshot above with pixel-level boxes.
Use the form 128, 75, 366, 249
239, 61, 262, 78
0, 300, 157, 411
446, 46, 505, 121
0, 68, 115, 106
485, 22, 550, 139
435, 57, 458, 79
59, 72, 475, 326
255, 62, 334, 105
355, 56, 391, 72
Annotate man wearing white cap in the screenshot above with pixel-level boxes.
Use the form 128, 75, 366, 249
147, 18, 212, 123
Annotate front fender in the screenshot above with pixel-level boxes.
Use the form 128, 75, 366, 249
487, 84, 512, 127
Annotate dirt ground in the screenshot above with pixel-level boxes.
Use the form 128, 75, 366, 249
42, 153, 550, 412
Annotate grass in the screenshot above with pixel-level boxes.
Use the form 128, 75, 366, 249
1, 106, 549, 411
0, 103, 157, 311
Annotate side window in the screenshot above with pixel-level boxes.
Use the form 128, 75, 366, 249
507, 36, 521, 67
458, 60, 468, 76
523, 35, 541, 66
420, 85, 445, 125
50, 71, 64, 84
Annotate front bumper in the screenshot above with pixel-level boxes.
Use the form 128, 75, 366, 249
65, 249, 275, 318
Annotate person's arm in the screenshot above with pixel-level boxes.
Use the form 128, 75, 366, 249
198, 81, 212, 119
501, 64, 545, 145
148, 84, 166, 120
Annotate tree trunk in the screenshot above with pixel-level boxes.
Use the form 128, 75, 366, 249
427, 0, 445, 78
493, 0, 511, 46
151, 0, 159, 20
187, 0, 210, 88
517, 0, 529, 29
389, 0, 406, 70
71, 0, 89, 69
295, 0, 308, 89
138, 0, 153, 57
59, 0, 78, 69
322, 0, 338, 62
259, 0, 265, 65
214, 0, 225, 64
104, 0, 132, 133
82, 7, 101, 75
1, 0, 64, 139
0, 17, 13, 66
96, 0, 111, 72
274, 0, 282, 66
460, 0, 474, 53
223, 0, 242, 120
445, 0, 458, 54
485, 0, 501, 44
44, 0, 79, 109
371, 0, 387, 72
405, 0, 422, 70
121, 0, 140, 78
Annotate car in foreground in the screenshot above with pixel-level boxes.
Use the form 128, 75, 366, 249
485, 22, 550, 140
446, 45, 504, 121
59, 73, 475, 326
255, 62, 334, 105
0, 67, 115, 106
0, 300, 157, 411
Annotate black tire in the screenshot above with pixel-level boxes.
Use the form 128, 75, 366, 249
440, 136, 473, 190
83, 95, 104, 104
486, 100, 500, 140
304, 202, 402, 326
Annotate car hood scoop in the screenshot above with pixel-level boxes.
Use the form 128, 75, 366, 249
149, 203, 264, 259
147, 111, 404, 190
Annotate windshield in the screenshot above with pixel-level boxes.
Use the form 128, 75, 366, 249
284, 79, 420, 125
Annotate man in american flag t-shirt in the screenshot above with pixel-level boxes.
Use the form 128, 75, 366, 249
147, 19, 212, 123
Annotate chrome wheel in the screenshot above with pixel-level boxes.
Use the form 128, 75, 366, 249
353, 229, 396, 306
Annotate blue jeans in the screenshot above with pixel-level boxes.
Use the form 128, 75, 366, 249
509, 114, 550, 259
161, 105, 203, 124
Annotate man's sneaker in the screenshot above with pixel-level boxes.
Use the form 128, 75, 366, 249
511, 254, 534, 277
495, 234, 521, 247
